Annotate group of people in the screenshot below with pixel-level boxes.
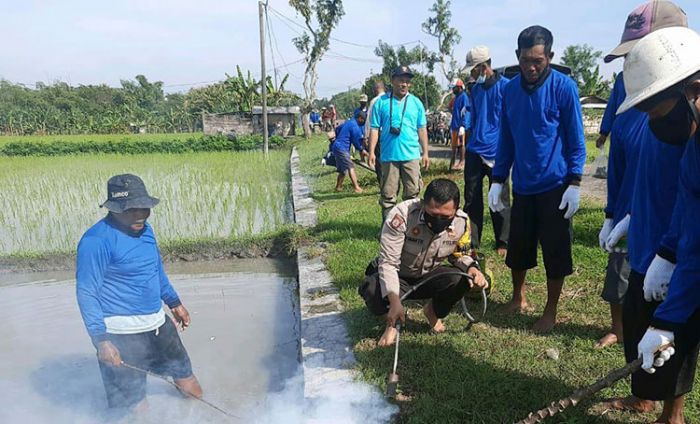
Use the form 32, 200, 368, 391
74, 1, 700, 421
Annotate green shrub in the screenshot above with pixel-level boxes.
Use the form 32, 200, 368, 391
0, 134, 289, 156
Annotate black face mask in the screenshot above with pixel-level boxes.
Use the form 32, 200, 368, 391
424, 212, 454, 234
648, 96, 698, 146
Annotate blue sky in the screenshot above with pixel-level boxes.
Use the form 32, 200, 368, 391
2, 0, 699, 98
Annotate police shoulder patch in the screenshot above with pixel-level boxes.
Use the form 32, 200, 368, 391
390, 214, 406, 230
411, 226, 420, 236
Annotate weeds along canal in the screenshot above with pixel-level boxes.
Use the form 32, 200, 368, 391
0, 258, 303, 423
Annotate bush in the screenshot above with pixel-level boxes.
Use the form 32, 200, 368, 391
0, 134, 289, 156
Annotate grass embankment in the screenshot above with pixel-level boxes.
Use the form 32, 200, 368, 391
0, 132, 287, 156
0, 145, 297, 268
296, 137, 700, 423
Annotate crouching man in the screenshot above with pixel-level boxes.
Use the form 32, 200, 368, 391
359, 178, 488, 346
76, 174, 202, 410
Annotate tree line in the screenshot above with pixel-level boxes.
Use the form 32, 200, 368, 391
0, 67, 299, 136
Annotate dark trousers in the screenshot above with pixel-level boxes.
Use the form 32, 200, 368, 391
374, 143, 382, 185
463, 150, 510, 248
623, 270, 700, 400
359, 265, 471, 318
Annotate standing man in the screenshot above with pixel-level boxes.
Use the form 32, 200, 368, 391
369, 66, 430, 221
354, 94, 369, 118
76, 174, 202, 410
449, 78, 470, 170
359, 179, 488, 346
366, 80, 387, 184
489, 26, 586, 333
332, 111, 368, 193
461, 45, 511, 255
617, 27, 700, 424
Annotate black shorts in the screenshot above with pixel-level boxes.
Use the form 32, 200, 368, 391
600, 252, 630, 304
623, 270, 700, 400
333, 149, 354, 174
358, 263, 471, 319
98, 317, 193, 408
505, 185, 573, 279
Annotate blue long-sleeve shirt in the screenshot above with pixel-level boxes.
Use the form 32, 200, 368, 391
450, 91, 470, 131
599, 72, 627, 136
627, 126, 687, 274
653, 138, 700, 329
493, 69, 587, 195
604, 73, 646, 225
468, 73, 510, 161
76, 217, 181, 345
332, 117, 364, 154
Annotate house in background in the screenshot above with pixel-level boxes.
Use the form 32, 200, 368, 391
202, 106, 300, 138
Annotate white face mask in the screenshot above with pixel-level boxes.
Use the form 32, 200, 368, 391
476, 74, 487, 84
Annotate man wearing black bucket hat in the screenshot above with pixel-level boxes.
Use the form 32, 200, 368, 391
76, 174, 202, 410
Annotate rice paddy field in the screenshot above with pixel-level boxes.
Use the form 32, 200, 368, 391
0, 147, 292, 256
0, 132, 201, 147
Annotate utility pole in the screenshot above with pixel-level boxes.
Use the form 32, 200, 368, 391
258, 1, 269, 156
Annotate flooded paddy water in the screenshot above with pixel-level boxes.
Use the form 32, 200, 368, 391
0, 259, 303, 423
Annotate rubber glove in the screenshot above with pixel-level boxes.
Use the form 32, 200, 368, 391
644, 255, 676, 302
605, 214, 630, 252
558, 185, 580, 219
638, 327, 675, 374
458, 126, 465, 137
488, 183, 505, 212
599, 218, 614, 250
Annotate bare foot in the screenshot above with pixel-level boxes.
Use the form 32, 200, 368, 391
502, 299, 532, 314
378, 326, 398, 347
496, 247, 507, 257
532, 314, 556, 333
353, 187, 364, 193
422, 302, 446, 333
594, 332, 621, 349
598, 396, 657, 414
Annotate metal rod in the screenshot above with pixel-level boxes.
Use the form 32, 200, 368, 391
392, 322, 401, 374
121, 362, 241, 420
258, 1, 269, 156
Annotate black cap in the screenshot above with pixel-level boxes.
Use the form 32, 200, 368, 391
100, 174, 160, 213
391, 66, 414, 78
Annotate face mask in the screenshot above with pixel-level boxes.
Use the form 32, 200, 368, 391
649, 96, 697, 146
424, 212, 454, 234
476, 74, 487, 84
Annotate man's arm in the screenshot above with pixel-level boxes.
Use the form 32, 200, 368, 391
560, 81, 587, 185
157, 251, 182, 309
605, 130, 626, 219
377, 211, 407, 299
417, 99, 430, 169
76, 236, 110, 347
492, 95, 515, 182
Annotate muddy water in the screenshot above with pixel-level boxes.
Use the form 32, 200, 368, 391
0, 259, 301, 423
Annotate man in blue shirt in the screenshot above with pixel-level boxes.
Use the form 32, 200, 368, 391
449, 78, 470, 170
310, 109, 321, 133
369, 66, 430, 220
489, 26, 586, 333
462, 45, 511, 257
616, 27, 700, 424
76, 174, 202, 409
332, 111, 368, 193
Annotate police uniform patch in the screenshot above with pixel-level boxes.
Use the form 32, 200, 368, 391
390, 214, 405, 230
412, 227, 420, 236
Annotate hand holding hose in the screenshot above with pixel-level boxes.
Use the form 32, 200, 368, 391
386, 293, 405, 327
467, 267, 488, 289
97, 341, 122, 367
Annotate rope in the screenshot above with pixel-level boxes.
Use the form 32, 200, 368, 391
120, 362, 241, 420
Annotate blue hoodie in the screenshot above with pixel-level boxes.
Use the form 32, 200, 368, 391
627, 126, 686, 275
653, 138, 700, 329
604, 73, 647, 225
493, 69, 586, 195
468, 73, 510, 161
76, 217, 181, 345
450, 90, 471, 131
332, 117, 364, 154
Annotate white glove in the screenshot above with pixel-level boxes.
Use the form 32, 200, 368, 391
599, 218, 614, 250
643, 255, 676, 302
638, 327, 675, 374
558, 185, 580, 219
605, 214, 630, 252
458, 126, 465, 137
488, 183, 505, 212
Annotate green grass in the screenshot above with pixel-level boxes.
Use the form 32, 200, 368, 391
0, 149, 292, 256
296, 137, 700, 423
0, 132, 201, 147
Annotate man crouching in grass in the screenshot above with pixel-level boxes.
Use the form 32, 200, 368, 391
76, 174, 202, 411
359, 178, 488, 346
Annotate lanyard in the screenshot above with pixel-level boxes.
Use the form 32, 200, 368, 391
389, 92, 409, 131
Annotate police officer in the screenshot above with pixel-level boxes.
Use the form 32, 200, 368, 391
359, 179, 487, 346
